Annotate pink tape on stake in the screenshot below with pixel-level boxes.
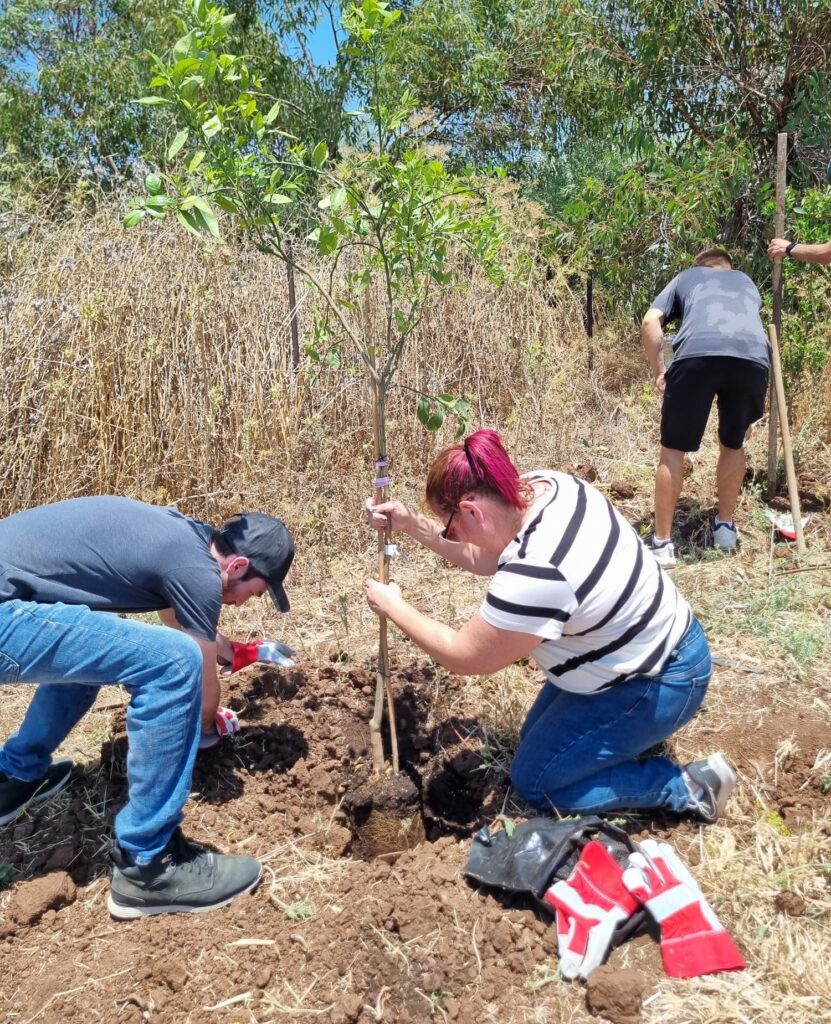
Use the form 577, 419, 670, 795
375, 475, 390, 488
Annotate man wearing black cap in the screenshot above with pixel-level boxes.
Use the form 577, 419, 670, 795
0, 496, 293, 918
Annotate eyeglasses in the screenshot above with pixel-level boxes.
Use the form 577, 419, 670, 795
440, 507, 457, 540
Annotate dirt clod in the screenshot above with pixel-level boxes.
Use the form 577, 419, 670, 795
774, 890, 806, 916
610, 480, 635, 500
585, 965, 646, 1024
8, 871, 77, 926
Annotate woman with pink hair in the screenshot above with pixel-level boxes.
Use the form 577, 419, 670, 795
365, 429, 734, 823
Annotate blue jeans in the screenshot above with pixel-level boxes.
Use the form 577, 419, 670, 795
511, 617, 711, 814
0, 600, 202, 862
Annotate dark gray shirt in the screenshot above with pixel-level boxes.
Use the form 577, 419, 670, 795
651, 267, 770, 368
0, 497, 221, 641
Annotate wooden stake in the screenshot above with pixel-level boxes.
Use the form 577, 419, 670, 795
767, 133, 787, 489
767, 324, 806, 555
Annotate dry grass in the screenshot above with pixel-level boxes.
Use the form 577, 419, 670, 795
1, 202, 830, 1024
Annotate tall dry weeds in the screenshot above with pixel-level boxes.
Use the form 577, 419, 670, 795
3, 202, 830, 545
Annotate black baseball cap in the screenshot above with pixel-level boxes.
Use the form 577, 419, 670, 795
218, 513, 294, 613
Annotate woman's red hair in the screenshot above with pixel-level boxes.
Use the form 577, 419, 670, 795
425, 429, 525, 512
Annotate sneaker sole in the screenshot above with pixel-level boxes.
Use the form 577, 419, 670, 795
706, 752, 736, 816
106, 866, 263, 919
0, 760, 73, 827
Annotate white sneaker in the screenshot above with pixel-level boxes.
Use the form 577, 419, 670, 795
683, 753, 737, 824
644, 534, 676, 567
713, 519, 738, 551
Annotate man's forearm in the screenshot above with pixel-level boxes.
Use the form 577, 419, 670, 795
641, 318, 665, 379
789, 240, 831, 265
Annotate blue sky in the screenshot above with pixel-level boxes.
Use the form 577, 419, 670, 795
306, 15, 340, 66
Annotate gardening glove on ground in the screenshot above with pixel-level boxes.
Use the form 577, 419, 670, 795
198, 706, 241, 750
622, 839, 746, 979
543, 840, 640, 980
221, 639, 296, 676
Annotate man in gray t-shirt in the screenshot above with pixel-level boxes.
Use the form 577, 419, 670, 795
0, 496, 294, 918
641, 247, 770, 566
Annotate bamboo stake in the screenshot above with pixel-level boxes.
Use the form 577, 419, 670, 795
369, 375, 400, 773
767, 324, 806, 555
767, 132, 787, 489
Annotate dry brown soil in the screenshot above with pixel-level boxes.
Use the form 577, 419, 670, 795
0, 651, 828, 1024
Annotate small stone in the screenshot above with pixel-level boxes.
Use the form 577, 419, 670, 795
254, 966, 273, 989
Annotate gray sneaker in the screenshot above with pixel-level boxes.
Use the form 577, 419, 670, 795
108, 829, 262, 918
0, 759, 73, 827
683, 753, 736, 824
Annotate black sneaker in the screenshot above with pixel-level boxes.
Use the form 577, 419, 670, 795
683, 752, 736, 824
0, 759, 73, 827
108, 828, 262, 918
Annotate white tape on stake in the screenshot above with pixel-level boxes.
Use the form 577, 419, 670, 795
384, 543, 399, 557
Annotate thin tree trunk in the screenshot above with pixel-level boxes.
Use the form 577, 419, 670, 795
286, 239, 300, 370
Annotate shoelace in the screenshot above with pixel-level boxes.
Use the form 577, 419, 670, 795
161, 830, 213, 876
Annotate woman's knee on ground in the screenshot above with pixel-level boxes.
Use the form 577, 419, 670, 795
510, 740, 554, 808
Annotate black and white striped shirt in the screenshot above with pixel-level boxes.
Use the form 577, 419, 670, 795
480, 472, 691, 694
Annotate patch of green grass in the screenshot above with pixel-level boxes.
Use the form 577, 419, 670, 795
782, 627, 823, 677
283, 900, 314, 922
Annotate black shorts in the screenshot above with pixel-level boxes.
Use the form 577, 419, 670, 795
661, 356, 769, 452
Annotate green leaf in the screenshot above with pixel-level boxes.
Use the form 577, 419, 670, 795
417, 396, 430, 425
180, 195, 220, 239
168, 128, 189, 160
145, 195, 173, 211
201, 114, 222, 139
311, 141, 328, 168
145, 173, 163, 196
136, 96, 169, 106
175, 207, 203, 237
264, 100, 281, 125
316, 225, 338, 256
187, 150, 206, 173
426, 408, 444, 431
123, 210, 145, 228
326, 349, 342, 370
214, 194, 238, 214
264, 193, 292, 206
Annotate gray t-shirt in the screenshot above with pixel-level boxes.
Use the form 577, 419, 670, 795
0, 496, 221, 640
650, 267, 770, 368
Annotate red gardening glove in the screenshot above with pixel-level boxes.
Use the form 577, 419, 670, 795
543, 841, 640, 980
221, 640, 296, 676
622, 839, 745, 978
198, 706, 241, 750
